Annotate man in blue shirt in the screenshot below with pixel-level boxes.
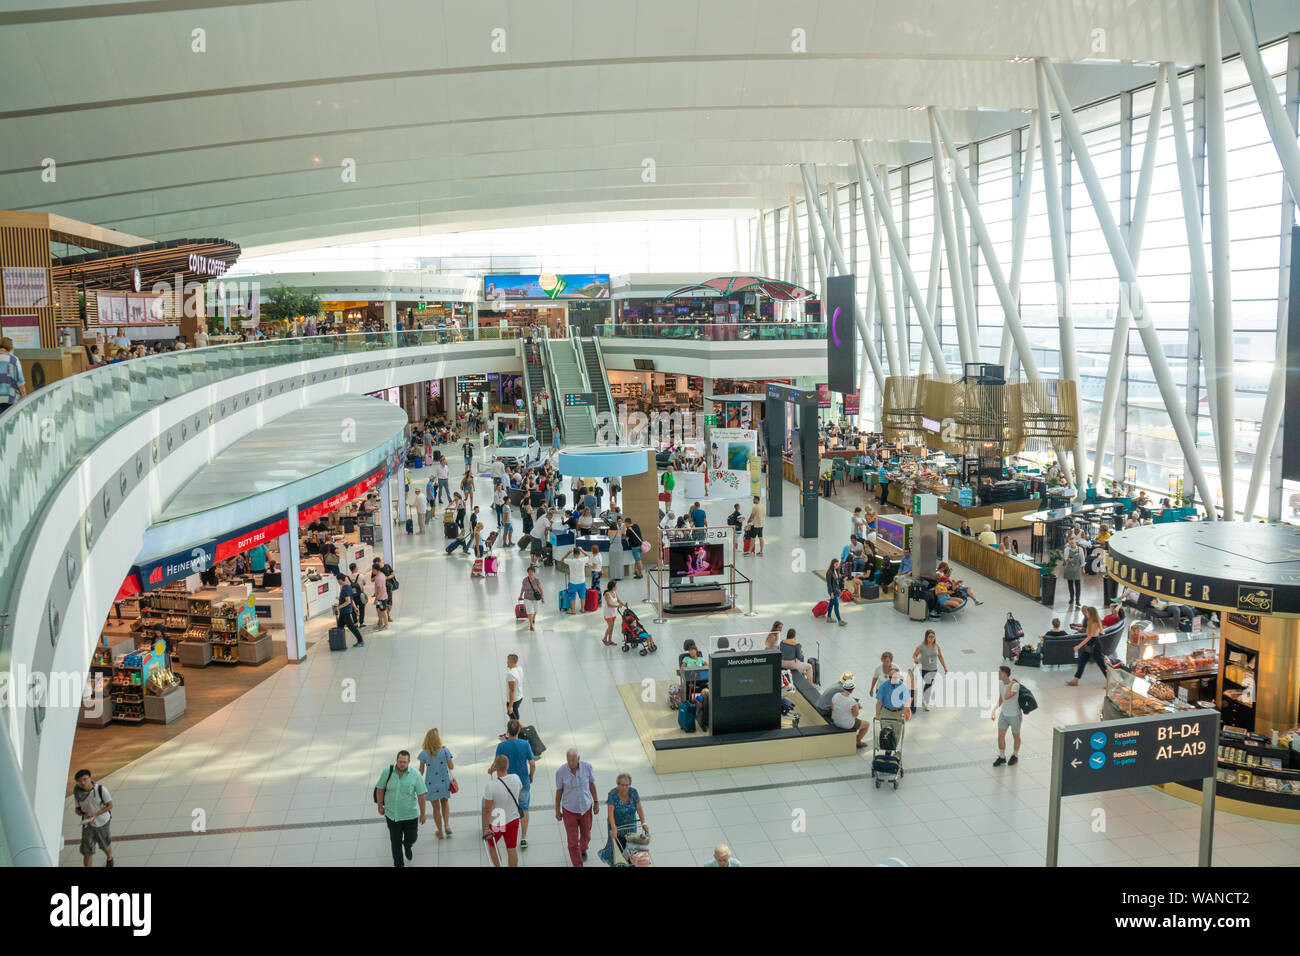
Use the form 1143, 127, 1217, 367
877, 464, 890, 507
495, 720, 536, 850
689, 501, 707, 541
899, 549, 913, 575
874, 666, 911, 749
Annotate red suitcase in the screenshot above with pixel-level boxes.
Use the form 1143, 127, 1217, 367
471, 557, 485, 577
584, 589, 601, 612
812, 600, 829, 618
514, 603, 528, 619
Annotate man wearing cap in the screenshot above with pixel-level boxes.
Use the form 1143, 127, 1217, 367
830, 679, 871, 748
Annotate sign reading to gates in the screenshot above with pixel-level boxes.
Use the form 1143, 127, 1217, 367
1055, 711, 1219, 798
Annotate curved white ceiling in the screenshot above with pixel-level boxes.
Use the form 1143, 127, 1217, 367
0, 0, 1296, 251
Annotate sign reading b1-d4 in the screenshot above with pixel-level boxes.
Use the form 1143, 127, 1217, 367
1056, 709, 1219, 797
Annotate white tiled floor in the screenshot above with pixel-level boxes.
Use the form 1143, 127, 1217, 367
60, 450, 1300, 867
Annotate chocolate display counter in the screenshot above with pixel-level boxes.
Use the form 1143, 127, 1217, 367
1105, 523, 1300, 821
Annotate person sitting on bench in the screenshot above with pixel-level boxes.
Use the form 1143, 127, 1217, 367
779, 628, 815, 682
931, 580, 964, 613
936, 563, 983, 606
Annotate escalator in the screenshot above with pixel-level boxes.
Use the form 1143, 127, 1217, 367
521, 340, 554, 447
579, 337, 616, 434
542, 338, 597, 446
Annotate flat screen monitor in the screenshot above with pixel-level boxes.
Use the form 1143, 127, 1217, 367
760, 302, 774, 316
804, 300, 822, 316
719, 663, 774, 696
668, 542, 725, 579
675, 305, 690, 315
623, 306, 641, 318
713, 303, 729, 316
261, 572, 282, 588
633, 358, 655, 371
652, 306, 666, 316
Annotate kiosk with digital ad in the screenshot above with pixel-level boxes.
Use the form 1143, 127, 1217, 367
705, 426, 758, 500
764, 382, 819, 536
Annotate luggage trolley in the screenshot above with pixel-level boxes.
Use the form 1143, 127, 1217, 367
871, 717, 905, 790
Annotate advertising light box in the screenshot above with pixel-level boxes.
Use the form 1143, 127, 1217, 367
483, 273, 611, 300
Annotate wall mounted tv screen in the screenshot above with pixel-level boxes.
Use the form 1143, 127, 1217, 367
668, 542, 725, 579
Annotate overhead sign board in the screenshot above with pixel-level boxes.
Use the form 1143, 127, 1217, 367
564, 392, 596, 408
483, 273, 611, 300
1054, 711, 1219, 798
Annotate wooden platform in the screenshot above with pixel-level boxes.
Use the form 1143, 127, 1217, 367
618, 680, 857, 774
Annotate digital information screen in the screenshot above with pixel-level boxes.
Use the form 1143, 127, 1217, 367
719, 663, 774, 697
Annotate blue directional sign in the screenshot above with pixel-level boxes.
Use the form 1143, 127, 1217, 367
1057, 711, 1219, 797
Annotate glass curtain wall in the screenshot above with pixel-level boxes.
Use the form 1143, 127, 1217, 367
767, 36, 1297, 520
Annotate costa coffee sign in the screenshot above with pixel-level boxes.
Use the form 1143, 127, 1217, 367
188, 253, 229, 277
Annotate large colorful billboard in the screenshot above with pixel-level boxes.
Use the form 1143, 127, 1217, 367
483, 273, 611, 300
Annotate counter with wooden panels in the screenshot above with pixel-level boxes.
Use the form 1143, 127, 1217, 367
947, 532, 1042, 600
938, 498, 1040, 533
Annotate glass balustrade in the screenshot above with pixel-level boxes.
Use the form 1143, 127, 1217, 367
600, 322, 826, 341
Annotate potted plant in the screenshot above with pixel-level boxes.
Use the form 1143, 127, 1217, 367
1039, 548, 1063, 606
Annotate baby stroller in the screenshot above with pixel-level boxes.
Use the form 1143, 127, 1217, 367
871, 717, 905, 790
620, 607, 658, 656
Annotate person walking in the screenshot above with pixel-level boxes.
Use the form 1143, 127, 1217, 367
874, 666, 911, 750
495, 719, 536, 852
598, 773, 648, 866
72, 769, 114, 867
911, 629, 947, 712
1065, 605, 1109, 686
587, 542, 603, 591
0, 337, 28, 415
332, 573, 365, 647
501, 502, 515, 547
601, 580, 626, 646
436, 458, 451, 504
460, 468, 476, 509
374, 750, 427, 867
745, 495, 765, 555
621, 517, 645, 579
492, 483, 506, 529
824, 558, 848, 626
1062, 539, 1085, 607
369, 565, 391, 630
707, 845, 743, 867
505, 653, 524, 721
518, 566, 544, 631
462, 436, 474, 473
417, 728, 455, 839
555, 749, 599, 866
991, 665, 1023, 766
482, 754, 524, 868
453, 492, 466, 533
405, 484, 424, 534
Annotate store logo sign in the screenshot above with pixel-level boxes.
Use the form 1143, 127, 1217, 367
148, 566, 162, 585
1237, 587, 1272, 612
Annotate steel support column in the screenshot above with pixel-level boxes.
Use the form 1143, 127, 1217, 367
930, 116, 974, 366
919, 223, 943, 376
1042, 60, 1219, 519
1089, 72, 1165, 487
858, 155, 900, 376
855, 140, 949, 376
1205, 0, 1237, 518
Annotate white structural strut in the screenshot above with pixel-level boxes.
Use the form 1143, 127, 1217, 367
1088, 65, 1165, 488
952, 168, 979, 362
1041, 59, 1219, 520
932, 107, 1073, 481
1204, 0, 1236, 519
1033, 63, 1087, 494
1164, 62, 1220, 474
854, 140, 950, 377
857, 149, 900, 376
800, 166, 832, 285
919, 224, 943, 375
929, 114, 975, 369
783, 198, 797, 320
800, 163, 886, 395
1224, 0, 1300, 207
1001, 111, 1039, 376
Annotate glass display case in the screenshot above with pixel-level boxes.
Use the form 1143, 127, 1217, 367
1103, 667, 1196, 719
1125, 624, 1218, 708
1221, 640, 1258, 732
1215, 728, 1300, 797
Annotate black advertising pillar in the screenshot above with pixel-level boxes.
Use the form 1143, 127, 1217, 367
825, 274, 856, 395
764, 386, 786, 517
797, 401, 819, 538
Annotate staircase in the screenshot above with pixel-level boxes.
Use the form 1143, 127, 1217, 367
543, 339, 597, 446
522, 342, 553, 447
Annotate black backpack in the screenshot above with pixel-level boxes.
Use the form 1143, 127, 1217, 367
1004, 613, 1024, 643
372, 765, 393, 803
381, 563, 400, 591
1017, 682, 1038, 715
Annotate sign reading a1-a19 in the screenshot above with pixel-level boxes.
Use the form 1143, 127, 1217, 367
1055, 710, 1219, 797
564, 392, 596, 408
825, 274, 856, 395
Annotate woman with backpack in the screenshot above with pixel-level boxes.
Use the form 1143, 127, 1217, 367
824, 558, 848, 626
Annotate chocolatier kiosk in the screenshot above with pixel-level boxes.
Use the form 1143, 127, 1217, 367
1106, 523, 1300, 821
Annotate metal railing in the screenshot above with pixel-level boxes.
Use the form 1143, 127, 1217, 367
601, 322, 827, 341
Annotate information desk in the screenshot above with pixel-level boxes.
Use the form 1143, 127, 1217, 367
947, 533, 1042, 600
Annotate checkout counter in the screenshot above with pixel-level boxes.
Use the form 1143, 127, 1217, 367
947, 533, 1043, 600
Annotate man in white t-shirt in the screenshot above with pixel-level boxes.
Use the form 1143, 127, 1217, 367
72, 769, 114, 867
482, 754, 524, 868
505, 653, 524, 721
193, 327, 209, 348
830, 679, 871, 748
436, 459, 451, 504
531, 511, 552, 568
745, 495, 765, 555
561, 546, 590, 613
991, 665, 1023, 767
405, 485, 424, 533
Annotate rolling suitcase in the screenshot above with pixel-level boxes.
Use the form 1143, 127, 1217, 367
812, 600, 829, 618
558, 588, 572, 612
677, 700, 697, 733
406, 517, 414, 534
328, 628, 347, 651
1002, 636, 1022, 661
484, 555, 499, 575
520, 724, 547, 757
471, 557, 485, 577
514, 603, 528, 620
808, 656, 821, 686
909, 598, 928, 622
445, 538, 462, 554
584, 588, 600, 612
